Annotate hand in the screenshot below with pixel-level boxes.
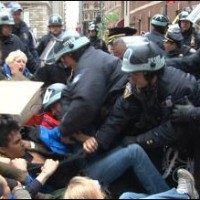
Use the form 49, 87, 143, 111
11, 158, 28, 172
0, 175, 11, 199
172, 98, 195, 123
0, 157, 11, 165
41, 159, 59, 177
83, 137, 98, 154
122, 136, 137, 147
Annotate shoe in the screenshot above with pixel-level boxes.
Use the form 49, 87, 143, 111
177, 169, 199, 199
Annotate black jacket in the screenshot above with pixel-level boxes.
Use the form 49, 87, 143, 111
34, 62, 71, 87
1, 34, 38, 73
95, 66, 200, 150
182, 27, 200, 50
13, 21, 40, 67
59, 46, 127, 136
145, 29, 165, 51
89, 36, 109, 53
166, 48, 200, 78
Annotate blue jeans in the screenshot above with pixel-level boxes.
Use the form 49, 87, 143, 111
119, 188, 190, 199
83, 144, 170, 194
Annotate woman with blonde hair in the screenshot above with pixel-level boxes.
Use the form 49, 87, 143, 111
64, 176, 106, 199
3, 50, 33, 80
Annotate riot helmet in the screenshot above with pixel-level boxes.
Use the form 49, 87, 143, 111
0, 2, 6, 11
164, 24, 183, 43
179, 11, 192, 23
48, 14, 63, 27
45, 30, 90, 65
7, 2, 23, 13
0, 11, 15, 26
88, 22, 99, 31
122, 38, 165, 73
42, 83, 66, 110
151, 14, 170, 27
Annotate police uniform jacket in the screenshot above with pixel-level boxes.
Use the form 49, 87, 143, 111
13, 21, 40, 66
59, 46, 127, 136
95, 66, 200, 150
145, 29, 165, 50
182, 27, 200, 50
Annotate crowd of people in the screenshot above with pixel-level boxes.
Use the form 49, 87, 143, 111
0, 1, 200, 199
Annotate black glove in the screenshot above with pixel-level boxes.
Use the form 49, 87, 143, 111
122, 136, 138, 147
172, 98, 194, 123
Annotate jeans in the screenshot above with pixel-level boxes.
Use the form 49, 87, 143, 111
119, 188, 190, 199
83, 144, 170, 195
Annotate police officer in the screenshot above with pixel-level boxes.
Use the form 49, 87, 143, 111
45, 30, 127, 137
82, 38, 200, 153
145, 14, 170, 51
163, 24, 196, 58
178, 11, 200, 50
37, 14, 64, 56
88, 22, 108, 53
7, 2, 41, 68
0, 11, 38, 73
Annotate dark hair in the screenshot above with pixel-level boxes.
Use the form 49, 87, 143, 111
68, 43, 91, 62
144, 67, 165, 83
0, 115, 20, 147
152, 24, 168, 35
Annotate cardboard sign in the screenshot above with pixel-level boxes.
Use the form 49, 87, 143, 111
0, 81, 44, 125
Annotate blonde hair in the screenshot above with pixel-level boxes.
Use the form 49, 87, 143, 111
64, 176, 106, 199
5, 50, 27, 66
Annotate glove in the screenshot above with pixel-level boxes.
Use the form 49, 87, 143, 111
172, 97, 194, 123
122, 136, 138, 147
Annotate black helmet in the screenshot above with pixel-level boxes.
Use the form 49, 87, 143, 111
179, 11, 192, 23
164, 24, 183, 43
42, 83, 66, 110
122, 38, 165, 73
151, 14, 170, 27
45, 30, 90, 65
49, 14, 63, 26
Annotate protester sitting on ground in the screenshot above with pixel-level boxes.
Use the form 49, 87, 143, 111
64, 169, 198, 199
64, 176, 106, 199
0, 174, 32, 199
3, 50, 33, 80
0, 157, 59, 199
0, 114, 170, 197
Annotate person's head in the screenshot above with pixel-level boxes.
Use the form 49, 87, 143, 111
7, 2, 23, 24
88, 22, 98, 38
163, 24, 183, 52
0, 115, 25, 159
64, 176, 105, 199
0, 11, 14, 37
48, 14, 63, 36
111, 38, 127, 59
151, 14, 170, 35
178, 11, 192, 32
122, 38, 165, 89
45, 30, 90, 68
5, 50, 27, 75
42, 83, 66, 119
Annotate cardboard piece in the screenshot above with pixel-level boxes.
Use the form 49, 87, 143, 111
0, 81, 44, 125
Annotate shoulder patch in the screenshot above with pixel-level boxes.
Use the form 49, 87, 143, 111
22, 33, 28, 40
123, 82, 132, 99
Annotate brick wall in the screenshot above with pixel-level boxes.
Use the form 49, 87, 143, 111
129, 1, 200, 34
